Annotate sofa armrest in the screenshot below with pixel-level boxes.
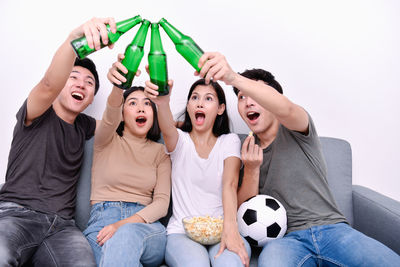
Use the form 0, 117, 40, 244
353, 185, 400, 255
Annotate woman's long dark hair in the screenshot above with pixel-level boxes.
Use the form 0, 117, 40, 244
116, 86, 161, 142
179, 79, 230, 137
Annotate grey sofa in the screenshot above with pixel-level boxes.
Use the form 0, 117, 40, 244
73, 136, 400, 266
2, 136, 399, 265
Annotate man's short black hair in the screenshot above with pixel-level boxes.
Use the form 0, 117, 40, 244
233, 68, 283, 95
74, 57, 100, 95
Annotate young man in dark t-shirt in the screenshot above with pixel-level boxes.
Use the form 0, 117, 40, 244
196, 52, 400, 266
0, 17, 117, 266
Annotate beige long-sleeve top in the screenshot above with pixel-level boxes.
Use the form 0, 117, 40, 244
90, 100, 171, 223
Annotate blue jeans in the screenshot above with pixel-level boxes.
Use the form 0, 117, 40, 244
83, 201, 166, 267
165, 233, 251, 267
0, 201, 95, 267
258, 222, 400, 267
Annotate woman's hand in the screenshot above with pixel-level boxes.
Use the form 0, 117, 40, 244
144, 67, 174, 107
215, 223, 249, 267
107, 53, 141, 85
97, 221, 122, 246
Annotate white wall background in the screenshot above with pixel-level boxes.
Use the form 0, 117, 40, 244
0, 0, 399, 201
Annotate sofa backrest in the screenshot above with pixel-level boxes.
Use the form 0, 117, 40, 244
75, 137, 95, 231
320, 137, 353, 225
74, 136, 353, 231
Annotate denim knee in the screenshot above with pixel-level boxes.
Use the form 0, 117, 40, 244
0, 245, 15, 266
102, 222, 166, 266
165, 234, 210, 267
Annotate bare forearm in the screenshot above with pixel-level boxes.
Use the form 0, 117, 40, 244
232, 75, 291, 115
232, 75, 308, 132
46, 37, 77, 88
222, 157, 241, 224
156, 101, 178, 151
27, 38, 77, 122
237, 167, 259, 207
223, 182, 239, 227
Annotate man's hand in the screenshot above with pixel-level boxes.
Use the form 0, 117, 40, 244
241, 134, 263, 170
70, 17, 117, 51
196, 52, 238, 85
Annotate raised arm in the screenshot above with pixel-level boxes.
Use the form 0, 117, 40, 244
93, 54, 129, 146
144, 79, 178, 152
26, 17, 116, 125
197, 52, 309, 133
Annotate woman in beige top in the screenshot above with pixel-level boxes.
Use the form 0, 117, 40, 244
83, 56, 171, 267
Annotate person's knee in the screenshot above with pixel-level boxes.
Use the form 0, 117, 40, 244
165, 236, 209, 267
0, 233, 27, 266
258, 241, 291, 266
108, 224, 144, 247
0, 245, 16, 266
213, 252, 244, 267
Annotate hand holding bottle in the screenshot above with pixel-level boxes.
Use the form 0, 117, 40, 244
107, 54, 141, 86
196, 52, 239, 85
144, 68, 174, 107
70, 15, 142, 59
70, 17, 117, 52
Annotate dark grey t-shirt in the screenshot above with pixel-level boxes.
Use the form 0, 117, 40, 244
0, 100, 96, 219
239, 115, 347, 233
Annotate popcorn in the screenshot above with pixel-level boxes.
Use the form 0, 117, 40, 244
249, 131, 253, 137
182, 215, 223, 245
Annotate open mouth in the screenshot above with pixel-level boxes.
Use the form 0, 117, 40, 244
194, 111, 206, 125
136, 116, 147, 126
71, 92, 84, 101
247, 111, 260, 122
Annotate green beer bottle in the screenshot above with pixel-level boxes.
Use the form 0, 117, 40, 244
116, 19, 150, 90
159, 18, 204, 72
71, 15, 142, 59
148, 23, 169, 96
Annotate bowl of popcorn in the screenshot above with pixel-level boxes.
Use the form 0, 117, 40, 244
182, 215, 223, 245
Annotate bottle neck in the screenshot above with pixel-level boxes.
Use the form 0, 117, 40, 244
130, 20, 150, 47
159, 19, 184, 43
116, 15, 142, 33
150, 24, 164, 53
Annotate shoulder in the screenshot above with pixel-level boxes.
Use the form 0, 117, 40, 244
176, 128, 191, 143
148, 140, 170, 161
218, 133, 241, 145
76, 113, 96, 138
76, 112, 96, 124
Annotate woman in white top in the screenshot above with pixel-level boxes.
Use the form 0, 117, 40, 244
144, 78, 251, 267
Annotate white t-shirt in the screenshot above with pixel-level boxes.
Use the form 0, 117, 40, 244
166, 129, 241, 234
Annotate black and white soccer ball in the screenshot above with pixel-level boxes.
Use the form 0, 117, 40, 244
237, 194, 287, 247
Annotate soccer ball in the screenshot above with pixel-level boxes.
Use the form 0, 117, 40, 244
237, 194, 287, 247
